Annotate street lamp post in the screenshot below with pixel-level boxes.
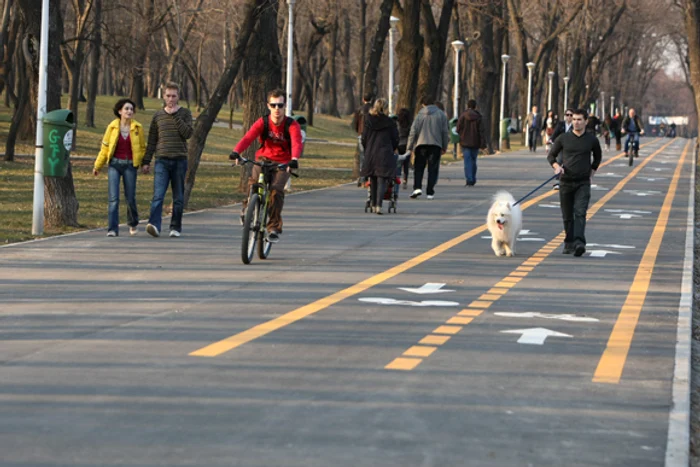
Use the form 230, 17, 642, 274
285, 0, 296, 117
388, 16, 399, 114
547, 71, 555, 112
525, 62, 534, 148
31, 0, 49, 235
563, 76, 569, 113
499, 54, 510, 151
451, 40, 464, 118
601, 91, 606, 118
611, 95, 615, 115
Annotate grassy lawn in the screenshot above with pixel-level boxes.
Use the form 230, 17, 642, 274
0, 95, 357, 244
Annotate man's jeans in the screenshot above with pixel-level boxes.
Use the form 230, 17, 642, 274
625, 132, 640, 153
149, 158, 187, 233
559, 180, 591, 247
108, 160, 138, 233
462, 147, 479, 184
413, 145, 442, 195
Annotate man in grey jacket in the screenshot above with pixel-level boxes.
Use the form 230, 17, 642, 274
406, 96, 450, 200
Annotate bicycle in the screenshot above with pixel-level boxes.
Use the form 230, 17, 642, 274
235, 156, 297, 265
623, 131, 640, 166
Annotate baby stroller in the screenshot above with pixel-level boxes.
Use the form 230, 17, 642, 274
364, 154, 406, 214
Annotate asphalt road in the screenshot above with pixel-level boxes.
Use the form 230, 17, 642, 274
0, 137, 694, 467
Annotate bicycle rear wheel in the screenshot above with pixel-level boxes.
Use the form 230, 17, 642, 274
241, 194, 260, 264
628, 147, 633, 166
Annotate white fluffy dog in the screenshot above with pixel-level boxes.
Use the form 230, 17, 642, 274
487, 191, 522, 257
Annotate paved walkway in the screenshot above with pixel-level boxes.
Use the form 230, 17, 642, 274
0, 138, 694, 466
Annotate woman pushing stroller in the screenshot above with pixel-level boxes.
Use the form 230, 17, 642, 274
361, 98, 399, 215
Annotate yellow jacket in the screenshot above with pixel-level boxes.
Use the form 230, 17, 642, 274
94, 119, 146, 170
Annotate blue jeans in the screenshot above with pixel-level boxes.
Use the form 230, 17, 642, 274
149, 158, 187, 232
462, 147, 479, 184
625, 133, 639, 153
108, 160, 138, 233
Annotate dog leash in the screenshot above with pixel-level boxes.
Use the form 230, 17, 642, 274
513, 173, 560, 206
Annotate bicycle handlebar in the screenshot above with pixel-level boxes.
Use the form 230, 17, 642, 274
231, 156, 299, 177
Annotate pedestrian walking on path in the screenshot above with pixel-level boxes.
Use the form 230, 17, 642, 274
456, 99, 486, 187
406, 95, 449, 200
524, 105, 542, 152
396, 108, 413, 189
361, 98, 399, 215
142, 82, 193, 238
93, 98, 146, 237
546, 108, 602, 257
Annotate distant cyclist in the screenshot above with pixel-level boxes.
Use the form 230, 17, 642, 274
229, 89, 302, 243
620, 108, 645, 158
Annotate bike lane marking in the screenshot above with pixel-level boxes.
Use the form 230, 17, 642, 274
189, 140, 662, 358
592, 140, 691, 384
385, 139, 679, 371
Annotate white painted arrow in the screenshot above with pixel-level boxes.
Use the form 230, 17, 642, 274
605, 209, 652, 214
500, 327, 573, 345
613, 213, 642, 219
397, 283, 455, 294
640, 177, 666, 182
495, 312, 599, 322
587, 243, 635, 249
588, 249, 623, 258
599, 172, 623, 178
359, 298, 459, 307
591, 184, 609, 191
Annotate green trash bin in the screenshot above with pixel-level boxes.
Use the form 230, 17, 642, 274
500, 118, 511, 150
449, 117, 460, 144
291, 115, 307, 145
43, 109, 74, 177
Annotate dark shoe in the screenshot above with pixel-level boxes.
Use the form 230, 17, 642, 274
574, 243, 586, 257
268, 230, 280, 243
562, 244, 574, 254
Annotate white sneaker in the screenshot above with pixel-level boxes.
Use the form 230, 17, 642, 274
146, 224, 160, 237
106, 231, 117, 237
426, 195, 434, 200
129, 226, 138, 236
169, 230, 181, 238
410, 189, 422, 199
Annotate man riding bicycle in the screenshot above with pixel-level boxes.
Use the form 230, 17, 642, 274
620, 108, 645, 157
230, 89, 303, 243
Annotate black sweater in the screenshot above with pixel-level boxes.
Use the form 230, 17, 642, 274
547, 131, 602, 182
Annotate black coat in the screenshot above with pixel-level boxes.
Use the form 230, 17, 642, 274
361, 113, 399, 179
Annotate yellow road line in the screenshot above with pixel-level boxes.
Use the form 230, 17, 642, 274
190, 140, 662, 358
384, 139, 678, 371
593, 140, 690, 384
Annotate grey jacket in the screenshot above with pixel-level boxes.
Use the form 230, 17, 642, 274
407, 105, 449, 151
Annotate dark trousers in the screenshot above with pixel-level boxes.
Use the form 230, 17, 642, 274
149, 158, 186, 232
369, 176, 389, 208
559, 180, 591, 246
413, 145, 442, 195
528, 129, 539, 151
245, 162, 291, 233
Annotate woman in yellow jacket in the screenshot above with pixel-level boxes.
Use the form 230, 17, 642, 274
93, 99, 146, 236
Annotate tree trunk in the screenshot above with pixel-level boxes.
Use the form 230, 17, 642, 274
181, 0, 258, 209
237, 0, 282, 192
362, 0, 393, 99
357, 0, 366, 101
327, 14, 340, 117
130, 0, 155, 110
416, 0, 455, 107
341, 8, 355, 114
85, 0, 101, 128
395, 0, 423, 113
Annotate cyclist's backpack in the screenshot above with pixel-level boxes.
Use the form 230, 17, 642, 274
261, 115, 293, 150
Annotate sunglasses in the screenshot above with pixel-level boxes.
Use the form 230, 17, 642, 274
268, 103, 285, 109
565, 113, 573, 116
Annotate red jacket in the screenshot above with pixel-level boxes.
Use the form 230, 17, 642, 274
234, 117, 303, 164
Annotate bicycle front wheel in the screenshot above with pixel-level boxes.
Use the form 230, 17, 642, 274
241, 194, 260, 264
257, 200, 272, 260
